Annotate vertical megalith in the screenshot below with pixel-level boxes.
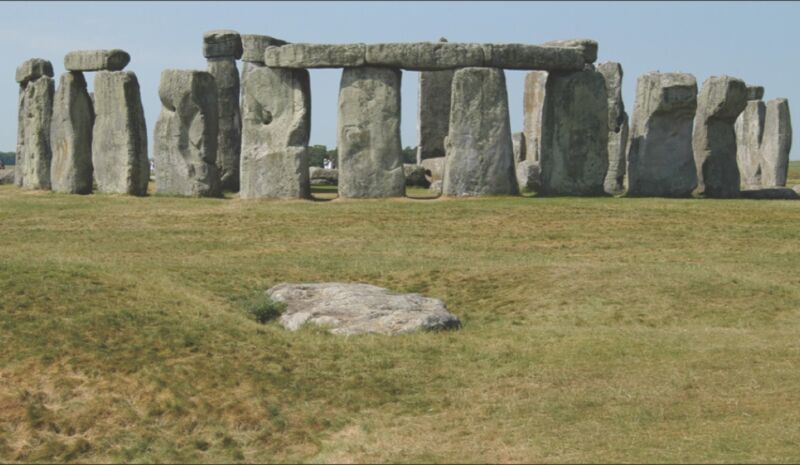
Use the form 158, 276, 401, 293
337, 67, 405, 198
15, 58, 54, 190
204, 30, 243, 191
523, 71, 547, 165
154, 70, 221, 197
416, 38, 453, 163
512, 132, 526, 164
50, 71, 94, 194
627, 72, 697, 197
692, 75, 748, 198
92, 70, 149, 196
734, 86, 766, 188
760, 98, 792, 187
597, 62, 628, 195
442, 67, 517, 197
240, 66, 311, 199
539, 69, 608, 196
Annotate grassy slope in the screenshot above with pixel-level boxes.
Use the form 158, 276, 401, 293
1, 178, 800, 463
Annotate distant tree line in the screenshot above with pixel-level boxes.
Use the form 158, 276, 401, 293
0, 152, 14, 166
307, 145, 417, 168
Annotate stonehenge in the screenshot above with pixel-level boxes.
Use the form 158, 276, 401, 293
597, 62, 628, 195
15, 58, 54, 190
64, 49, 130, 72
760, 99, 792, 187
416, 38, 453, 163
50, 71, 94, 194
735, 86, 766, 188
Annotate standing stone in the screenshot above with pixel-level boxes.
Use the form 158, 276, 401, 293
240, 34, 287, 97
153, 70, 221, 197
240, 66, 311, 199
692, 76, 748, 198
627, 72, 698, 197
337, 67, 405, 198
760, 98, 792, 187
597, 62, 627, 195
512, 132, 526, 164
523, 71, 548, 165
734, 87, 766, 188
50, 71, 94, 194
539, 69, 608, 196
416, 38, 453, 163
15, 59, 54, 190
443, 67, 517, 197
92, 71, 149, 195
204, 30, 242, 191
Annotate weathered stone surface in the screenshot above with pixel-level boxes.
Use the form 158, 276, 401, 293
153, 70, 221, 197
337, 67, 405, 198
240, 61, 264, 93
16, 75, 54, 190
64, 49, 130, 72
512, 131, 526, 164
443, 67, 517, 197
483, 44, 585, 71
760, 98, 792, 187
203, 29, 242, 59
421, 156, 445, 182
627, 72, 698, 197
50, 71, 94, 194
746, 85, 764, 101
0, 169, 14, 185
207, 57, 242, 191
740, 187, 798, 199
366, 42, 484, 70
15, 58, 53, 85
416, 50, 453, 162
597, 62, 627, 195
309, 167, 338, 185
597, 62, 625, 132
539, 69, 608, 196
241, 34, 288, 63
268, 282, 461, 336
523, 71, 548, 164
516, 159, 541, 193
734, 100, 765, 188
404, 164, 430, 187
429, 179, 443, 194
693, 75, 748, 198
542, 38, 598, 64
265, 43, 366, 68
92, 71, 149, 195
240, 66, 311, 199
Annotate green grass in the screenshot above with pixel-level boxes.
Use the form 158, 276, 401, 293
1, 181, 800, 463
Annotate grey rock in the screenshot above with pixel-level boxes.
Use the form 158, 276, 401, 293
523, 71, 548, 165
404, 164, 430, 187
539, 69, 609, 196
265, 43, 366, 68
740, 187, 798, 200
153, 70, 221, 197
794, 185, 800, 195
443, 67, 518, 197
240, 61, 264, 93
337, 67, 405, 198
207, 57, 242, 191
366, 42, 485, 70
64, 49, 130, 72
734, 100, 765, 188
542, 38, 599, 64
516, 159, 541, 193
483, 44, 585, 71
420, 156, 445, 182
309, 167, 338, 185
91, 71, 149, 196
241, 34, 288, 63
416, 60, 453, 162
760, 98, 792, 187
512, 131, 526, 164
429, 179, 443, 194
16, 75, 54, 190
692, 75, 748, 198
597, 62, 627, 195
597, 62, 625, 132
50, 71, 94, 194
0, 169, 14, 185
202, 29, 242, 59
15, 58, 53, 85
268, 282, 461, 336
627, 72, 698, 197
746, 86, 764, 101
240, 66, 311, 199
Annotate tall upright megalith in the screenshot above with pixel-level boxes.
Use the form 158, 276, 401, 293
240, 66, 311, 199
538, 69, 608, 196
204, 30, 243, 191
154, 70, 221, 197
416, 38, 453, 163
522, 70, 547, 165
92, 70, 149, 195
443, 67, 517, 196
734, 86, 766, 188
627, 72, 697, 197
692, 75, 748, 198
337, 67, 405, 198
597, 62, 628, 195
15, 58, 54, 190
50, 71, 94, 194
760, 98, 792, 187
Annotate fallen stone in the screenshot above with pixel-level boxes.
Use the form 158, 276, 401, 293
597, 62, 627, 195
443, 67, 518, 197
740, 187, 798, 200
207, 57, 242, 191
153, 70, 221, 197
416, 45, 453, 163
50, 71, 94, 194
539, 69, 608, 196
421, 156, 445, 182
760, 98, 792, 187
203, 29, 243, 59
64, 49, 130, 71
693, 75, 748, 198
627, 72, 698, 197
516, 159, 541, 193
337, 67, 405, 198
92, 71, 149, 195
240, 66, 311, 199
268, 282, 461, 336
512, 131, 526, 164
241, 34, 288, 63
542, 38, 598, 63
309, 167, 338, 185
734, 99, 765, 188
523, 71, 547, 165
265, 43, 366, 68
746, 85, 764, 101
15, 58, 54, 85
16, 74, 54, 190
404, 164, 430, 187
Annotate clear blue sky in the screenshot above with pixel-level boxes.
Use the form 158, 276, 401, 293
3, 1, 798, 159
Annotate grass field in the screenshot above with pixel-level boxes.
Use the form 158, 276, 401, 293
1, 163, 800, 463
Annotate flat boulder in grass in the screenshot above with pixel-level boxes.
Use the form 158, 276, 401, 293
268, 283, 461, 336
